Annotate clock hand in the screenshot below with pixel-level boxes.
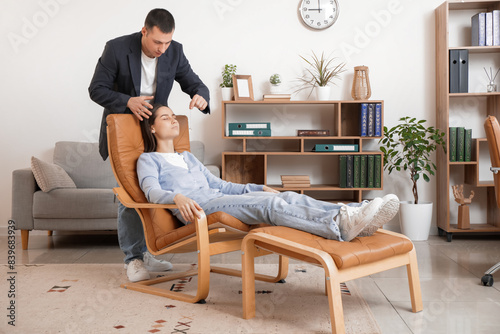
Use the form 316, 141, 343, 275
318, 0, 322, 13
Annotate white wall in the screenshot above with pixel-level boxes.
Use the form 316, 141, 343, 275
0, 0, 444, 231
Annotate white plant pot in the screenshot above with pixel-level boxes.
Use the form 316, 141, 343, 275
270, 84, 281, 94
399, 201, 433, 241
221, 87, 233, 101
316, 86, 331, 100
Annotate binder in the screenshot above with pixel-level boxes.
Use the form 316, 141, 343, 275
228, 122, 271, 130
314, 144, 359, 152
471, 12, 486, 46
486, 12, 493, 46
449, 50, 460, 93
229, 129, 271, 136
458, 50, 469, 93
494, 10, 500, 45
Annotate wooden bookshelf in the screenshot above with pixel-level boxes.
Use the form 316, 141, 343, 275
435, 1, 500, 241
221, 100, 384, 203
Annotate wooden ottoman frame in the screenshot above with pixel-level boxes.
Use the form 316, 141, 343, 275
241, 227, 423, 334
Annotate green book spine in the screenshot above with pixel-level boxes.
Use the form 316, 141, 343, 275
353, 155, 360, 188
456, 127, 465, 162
360, 155, 367, 188
367, 155, 375, 188
465, 129, 472, 162
339, 155, 347, 188
449, 127, 457, 162
374, 155, 382, 188
346, 155, 354, 188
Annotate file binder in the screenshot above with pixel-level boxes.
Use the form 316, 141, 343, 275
228, 122, 271, 130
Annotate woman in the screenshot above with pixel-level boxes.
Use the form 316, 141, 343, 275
137, 104, 399, 242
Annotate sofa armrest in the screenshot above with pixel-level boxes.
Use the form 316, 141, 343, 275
190, 140, 220, 177
12, 168, 38, 231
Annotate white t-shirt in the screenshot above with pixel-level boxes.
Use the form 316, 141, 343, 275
140, 50, 157, 100
158, 152, 188, 170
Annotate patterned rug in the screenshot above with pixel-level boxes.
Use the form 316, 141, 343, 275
1, 263, 381, 334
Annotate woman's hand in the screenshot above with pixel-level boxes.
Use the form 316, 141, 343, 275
174, 194, 203, 223
263, 186, 279, 194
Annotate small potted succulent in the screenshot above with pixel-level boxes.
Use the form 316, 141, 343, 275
379, 116, 446, 240
269, 73, 282, 94
220, 64, 237, 101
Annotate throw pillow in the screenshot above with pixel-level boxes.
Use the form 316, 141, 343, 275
31, 156, 77, 192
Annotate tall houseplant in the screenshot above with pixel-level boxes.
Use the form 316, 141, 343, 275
379, 116, 446, 240
220, 64, 237, 101
295, 51, 346, 100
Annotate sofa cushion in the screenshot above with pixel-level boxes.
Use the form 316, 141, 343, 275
31, 156, 76, 192
53, 141, 116, 189
33, 188, 118, 219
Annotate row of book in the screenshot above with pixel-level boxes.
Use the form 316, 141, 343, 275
339, 155, 382, 189
228, 122, 271, 137
360, 103, 382, 137
449, 49, 469, 93
449, 127, 472, 162
471, 11, 500, 46
281, 175, 310, 188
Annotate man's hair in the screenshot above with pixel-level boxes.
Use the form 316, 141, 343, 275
144, 8, 175, 33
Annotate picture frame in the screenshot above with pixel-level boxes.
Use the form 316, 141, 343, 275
232, 74, 254, 101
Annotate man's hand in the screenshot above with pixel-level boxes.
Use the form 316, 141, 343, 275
263, 186, 279, 194
189, 94, 208, 111
174, 194, 203, 223
127, 96, 154, 121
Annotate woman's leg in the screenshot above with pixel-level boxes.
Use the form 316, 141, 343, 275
197, 192, 343, 240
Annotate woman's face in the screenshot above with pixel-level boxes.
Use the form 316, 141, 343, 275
151, 107, 179, 139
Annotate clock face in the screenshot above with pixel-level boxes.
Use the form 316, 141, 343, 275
299, 0, 339, 30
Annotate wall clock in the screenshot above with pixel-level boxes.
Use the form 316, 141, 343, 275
299, 0, 339, 30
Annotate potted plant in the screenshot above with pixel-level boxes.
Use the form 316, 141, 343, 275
379, 116, 446, 240
220, 64, 237, 101
269, 73, 282, 94
295, 51, 346, 100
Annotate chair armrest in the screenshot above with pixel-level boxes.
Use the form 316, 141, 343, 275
113, 187, 178, 209
11, 168, 38, 230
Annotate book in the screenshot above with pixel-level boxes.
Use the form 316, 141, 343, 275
471, 12, 486, 46
360, 155, 367, 188
282, 183, 311, 188
374, 103, 382, 137
374, 155, 382, 188
486, 12, 493, 46
263, 94, 291, 100
456, 127, 465, 162
458, 49, 469, 93
367, 103, 375, 137
314, 144, 359, 152
353, 155, 360, 188
346, 155, 354, 188
297, 129, 330, 136
494, 10, 500, 45
465, 128, 472, 162
229, 122, 271, 130
449, 127, 457, 162
339, 155, 347, 188
449, 50, 460, 93
360, 103, 368, 137
367, 155, 375, 188
229, 129, 271, 136
281, 175, 310, 181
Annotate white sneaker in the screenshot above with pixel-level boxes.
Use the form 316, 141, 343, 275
143, 252, 173, 272
357, 194, 400, 237
338, 198, 383, 242
126, 259, 150, 282
124, 252, 173, 272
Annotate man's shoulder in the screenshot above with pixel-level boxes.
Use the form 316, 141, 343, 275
107, 32, 141, 47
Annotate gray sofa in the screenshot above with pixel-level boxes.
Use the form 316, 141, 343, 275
11, 140, 219, 250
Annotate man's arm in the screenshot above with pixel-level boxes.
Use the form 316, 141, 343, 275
88, 41, 130, 113
174, 44, 211, 114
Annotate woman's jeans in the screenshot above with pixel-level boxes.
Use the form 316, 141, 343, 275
177, 191, 365, 241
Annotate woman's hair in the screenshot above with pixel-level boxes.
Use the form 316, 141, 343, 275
140, 103, 165, 153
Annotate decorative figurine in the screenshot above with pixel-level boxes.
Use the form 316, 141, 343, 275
452, 184, 474, 230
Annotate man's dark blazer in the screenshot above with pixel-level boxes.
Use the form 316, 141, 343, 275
89, 32, 210, 160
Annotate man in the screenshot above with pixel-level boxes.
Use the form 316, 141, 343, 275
89, 8, 210, 282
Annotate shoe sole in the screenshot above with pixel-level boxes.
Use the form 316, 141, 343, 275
341, 198, 382, 241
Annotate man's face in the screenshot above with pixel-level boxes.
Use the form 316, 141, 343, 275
141, 26, 174, 58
